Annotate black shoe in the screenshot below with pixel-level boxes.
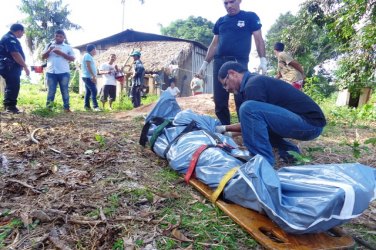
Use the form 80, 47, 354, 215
5, 106, 21, 114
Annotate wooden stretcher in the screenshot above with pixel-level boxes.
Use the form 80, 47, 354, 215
189, 179, 355, 250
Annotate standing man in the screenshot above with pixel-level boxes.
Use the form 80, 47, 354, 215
0, 23, 30, 114
129, 51, 145, 108
216, 61, 326, 166
42, 30, 75, 112
99, 54, 118, 110
274, 42, 305, 90
198, 0, 267, 125
81, 44, 101, 111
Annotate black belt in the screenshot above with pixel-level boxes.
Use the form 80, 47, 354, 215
214, 55, 247, 61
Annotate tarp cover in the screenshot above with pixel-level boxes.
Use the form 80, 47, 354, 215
141, 92, 376, 234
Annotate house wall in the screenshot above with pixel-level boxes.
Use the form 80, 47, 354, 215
192, 46, 213, 94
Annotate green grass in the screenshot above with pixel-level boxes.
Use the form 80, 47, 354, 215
2, 82, 158, 116
151, 167, 258, 249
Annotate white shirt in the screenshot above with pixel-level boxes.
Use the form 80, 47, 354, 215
166, 86, 180, 97
44, 42, 75, 74
100, 63, 116, 86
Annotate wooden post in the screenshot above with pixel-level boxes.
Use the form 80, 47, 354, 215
0, 76, 5, 95
358, 87, 372, 107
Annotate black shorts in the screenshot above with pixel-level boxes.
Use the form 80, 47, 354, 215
101, 85, 116, 102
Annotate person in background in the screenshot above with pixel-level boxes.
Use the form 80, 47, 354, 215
81, 44, 101, 112
274, 42, 305, 91
198, 0, 267, 125
216, 61, 326, 166
99, 54, 118, 110
190, 73, 204, 96
42, 29, 75, 112
0, 23, 30, 114
165, 80, 180, 97
129, 51, 145, 108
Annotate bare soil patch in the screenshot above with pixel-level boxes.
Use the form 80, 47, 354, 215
0, 94, 375, 249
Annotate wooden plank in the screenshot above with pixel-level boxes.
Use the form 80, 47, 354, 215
189, 179, 355, 250
358, 87, 372, 107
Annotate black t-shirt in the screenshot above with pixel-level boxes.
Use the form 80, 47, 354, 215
214, 10, 262, 59
239, 72, 327, 127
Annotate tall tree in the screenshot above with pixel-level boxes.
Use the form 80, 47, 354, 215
160, 16, 214, 47
18, 0, 81, 53
320, 0, 376, 95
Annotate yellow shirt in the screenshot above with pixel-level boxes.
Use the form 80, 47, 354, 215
278, 52, 304, 84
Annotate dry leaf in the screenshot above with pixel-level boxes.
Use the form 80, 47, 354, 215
171, 228, 193, 242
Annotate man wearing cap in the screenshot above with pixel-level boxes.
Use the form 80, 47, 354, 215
198, 0, 267, 125
274, 42, 305, 90
216, 61, 326, 166
0, 23, 30, 114
42, 29, 75, 112
129, 51, 145, 108
81, 44, 101, 111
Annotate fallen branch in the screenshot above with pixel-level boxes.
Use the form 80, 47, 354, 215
30, 128, 41, 144
68, 218, 104, 226
7, 179, 42, 194
30, 128, 61, 154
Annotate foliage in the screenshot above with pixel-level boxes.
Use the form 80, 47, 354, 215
18, 0, 81, 54
160, 16, 214, 47
309, 0, 376, 96
303, 75, 337, 103
266, 4, 338, 78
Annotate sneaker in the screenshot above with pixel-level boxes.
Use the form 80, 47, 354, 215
93, 107, 102, 112
5, 106, 21, 114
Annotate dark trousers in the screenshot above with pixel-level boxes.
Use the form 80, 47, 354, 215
213, 57, 248, 125
1, 68, 21, 108
131, 85, 141, 108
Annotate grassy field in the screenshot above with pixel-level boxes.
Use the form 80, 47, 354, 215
1, 82, 375, 249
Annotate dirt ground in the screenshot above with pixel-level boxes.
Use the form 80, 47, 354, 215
0, 94, 375, 249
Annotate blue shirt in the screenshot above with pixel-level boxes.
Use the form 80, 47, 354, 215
132, 59, 145, 86
44, 42, 75, 74
0, 31, 25, 69
239, 72, 326, 127
81, 52, 97, 78
213, 10, 262, 59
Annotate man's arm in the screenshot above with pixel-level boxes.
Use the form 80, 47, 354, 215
52, 48, 75, 62
41, 45, 54, 60
253, 30, 267, 74
253, 30, 266, 58
86, 61, 97, 83
198, 35, 218, 76
289, 60, 305, 77
204, 35, 218, 63
10, 51, 29, 76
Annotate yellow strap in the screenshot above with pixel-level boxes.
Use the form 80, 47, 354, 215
210, 166, 240, 203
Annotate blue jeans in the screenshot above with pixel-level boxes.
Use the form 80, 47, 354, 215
213, 57, 248, 125
239, 100, 323, 166
46, 72, 70, 110
82, 77, 99, 108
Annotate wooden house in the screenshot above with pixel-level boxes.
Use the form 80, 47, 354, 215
74, 29, 212, 97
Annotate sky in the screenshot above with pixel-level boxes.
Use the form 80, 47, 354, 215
0, 0, 306, 67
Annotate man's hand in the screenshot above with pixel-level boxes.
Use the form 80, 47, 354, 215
258, 57, 267, 75
215, 125, 227, 134
24, 66, 30, 76
198, 61, 209, 77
